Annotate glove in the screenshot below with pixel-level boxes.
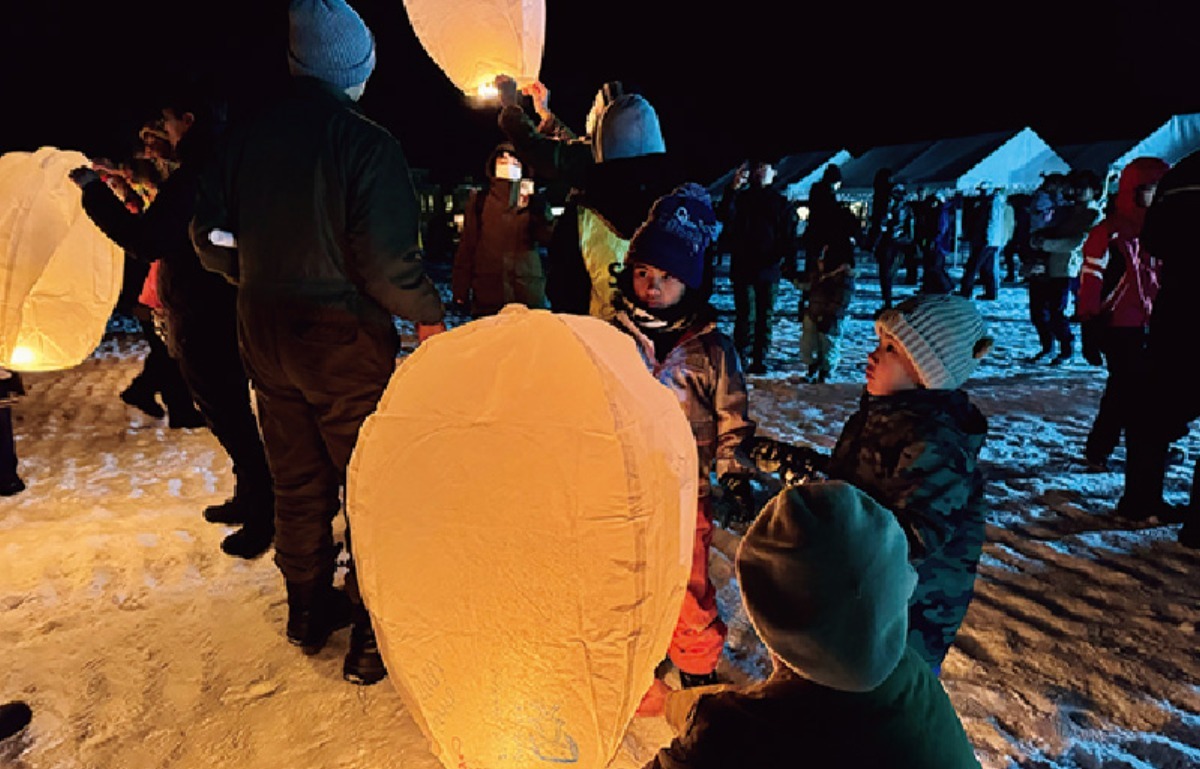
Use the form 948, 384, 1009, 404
1080, 317, 1104, 366
68, 166, 102, 188
719, 474, 757, 523
750, 438, 826, 486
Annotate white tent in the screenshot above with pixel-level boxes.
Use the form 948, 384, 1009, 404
780, 149, 852, 201
896, 127, 1069, 193
1109, 112, 1200, 177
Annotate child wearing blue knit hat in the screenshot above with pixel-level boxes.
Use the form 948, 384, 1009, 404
612, 183, 759, 708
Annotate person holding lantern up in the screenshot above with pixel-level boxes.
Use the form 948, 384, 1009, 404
191, 0, 446, 686
69, 87, 276, 562
610, 183, 758, 701
495, 73, 685, 319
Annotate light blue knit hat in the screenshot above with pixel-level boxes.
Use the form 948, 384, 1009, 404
288, 0, 377, 89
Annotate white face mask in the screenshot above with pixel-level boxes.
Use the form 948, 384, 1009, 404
494, 155, 522, 181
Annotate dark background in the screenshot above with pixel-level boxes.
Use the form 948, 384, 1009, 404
2, 1, 1195, 187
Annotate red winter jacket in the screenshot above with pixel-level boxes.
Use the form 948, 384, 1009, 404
1077, 157, 1171, 328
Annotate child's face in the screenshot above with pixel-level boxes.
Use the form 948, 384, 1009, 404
865, 331, 923, 396
631, 262, 686, 310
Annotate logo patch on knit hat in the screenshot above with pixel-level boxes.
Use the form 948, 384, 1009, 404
626, 183, 721, 290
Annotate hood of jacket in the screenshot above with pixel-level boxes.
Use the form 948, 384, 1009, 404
1111, 157, 1171, 237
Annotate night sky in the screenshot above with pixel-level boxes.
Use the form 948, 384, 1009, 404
3, 1, 1196, 187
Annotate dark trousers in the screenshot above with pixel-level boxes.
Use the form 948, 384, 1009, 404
1122, 363, 1200, 516
1086, 327, 1148, 461
237, 304, 399, 604
175, 316, 274, 525
960, 245, 999, 299
130, 315, 197, 417
1027, 276, 1073, 355
732, 279, 778, 366
0, 406, 16, 482
873, 238, 913, 308
918, 243, 953, 295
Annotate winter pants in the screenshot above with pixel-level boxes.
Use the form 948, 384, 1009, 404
873, 238, 905, 308
1027, 276, 1073, 356
919, 243, 954, 295
174, 314, 274, 522
0, 406, 17, 483
1086, 327, 1148, 462
1122, 349, 1200, 518
237, 304, 399, 604
732, 279, 778, 368
668, 496, 728, 676
798, 315, 842, 379
959, 245, 999, 299
129, 315, 196, 417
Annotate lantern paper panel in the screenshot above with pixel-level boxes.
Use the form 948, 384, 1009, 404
403, 0, 545, 97
347, 305, 696, 769
0, 147, 124, 372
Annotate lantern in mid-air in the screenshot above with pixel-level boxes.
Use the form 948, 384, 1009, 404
347, 305, 696, 769
403, 0, 544, 99
0, 147, 123, 371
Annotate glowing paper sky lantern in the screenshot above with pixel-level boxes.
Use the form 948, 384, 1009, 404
403, 0, 545, 99
0, 147, 123, 371
347, 305, 696, 769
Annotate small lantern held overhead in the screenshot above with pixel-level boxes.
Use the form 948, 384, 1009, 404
0, 147, 124, 371
403, 0, 544, 101
347, 305, 696, 769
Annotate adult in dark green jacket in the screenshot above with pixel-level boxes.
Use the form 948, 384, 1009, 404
191, 0, 445, 687
643, 482, 981, 769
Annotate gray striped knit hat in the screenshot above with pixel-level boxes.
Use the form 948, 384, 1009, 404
875, 295, 993, 390
288, 0, 376, 89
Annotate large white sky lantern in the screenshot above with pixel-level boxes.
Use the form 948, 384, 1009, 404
0, 147, 123, 372
347, 304, 696, 769
403, 0, 545, 99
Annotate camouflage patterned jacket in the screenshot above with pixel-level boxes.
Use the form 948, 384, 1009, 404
612, 309, 757, 497
825, 388, 988, 668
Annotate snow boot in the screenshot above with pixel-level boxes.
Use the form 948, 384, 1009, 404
286, 580, 352, 655
120, 383, 164, 419
220, 522, 274, 560
343, 608, 387, 686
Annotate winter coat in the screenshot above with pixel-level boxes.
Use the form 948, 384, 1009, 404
451, 178, 552, 317
612, 308, 756, 496
1077, 158, 1170, 329
642, 648, 981, 769
1033, 200, 1099, 279
545, 154, 684, 317
79, 114, 236, 360
724, 183, 801, 284
802, 186, 860, 278
1140, 150, 1200, 354
191, 77, 444, 329
825, 388, 988, 668
803, 263, 855, 334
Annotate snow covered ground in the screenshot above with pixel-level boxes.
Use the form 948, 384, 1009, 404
2, 259, 1199, 769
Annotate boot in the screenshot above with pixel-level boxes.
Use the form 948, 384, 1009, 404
343, 608, 387, 685
286, 580, 352, 655
203, 497, 246, 525
220, 522, 275, 559
120, 383, 165, 419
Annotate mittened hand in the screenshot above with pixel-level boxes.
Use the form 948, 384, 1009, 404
750, 438, 827, 485
68, 166, 101, 188
1080, 318, 1104, 366
719, 474, 757, 523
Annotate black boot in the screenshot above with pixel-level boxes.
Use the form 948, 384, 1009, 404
343, 608, 387, 686
203, 497, 246, 525
221, 522, 275, 559
286, 580, 352, 655
678, 670, 720, 688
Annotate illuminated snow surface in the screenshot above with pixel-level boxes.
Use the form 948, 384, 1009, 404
3, 258, 1198, 769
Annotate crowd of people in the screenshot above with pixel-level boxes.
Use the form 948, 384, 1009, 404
3, 0, 1198, 763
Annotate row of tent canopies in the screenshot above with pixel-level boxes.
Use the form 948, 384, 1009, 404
708, 112, 1200, 203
